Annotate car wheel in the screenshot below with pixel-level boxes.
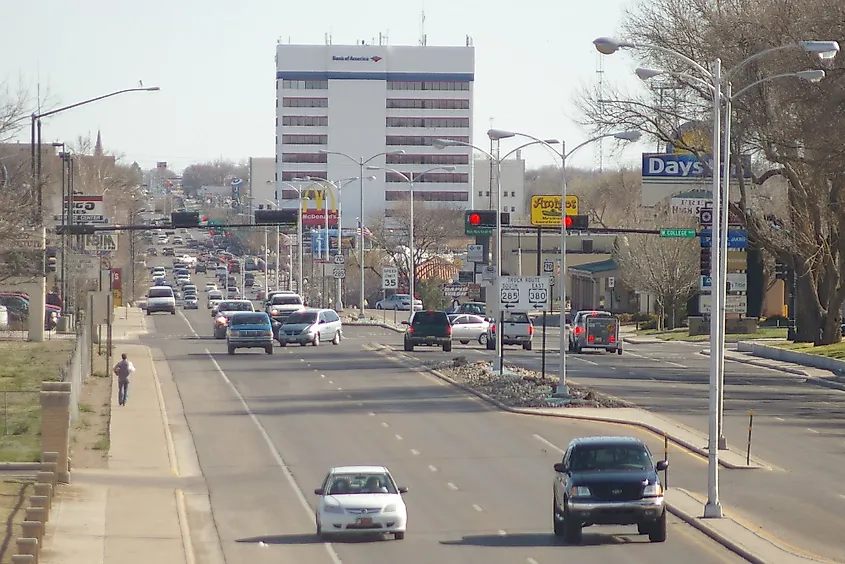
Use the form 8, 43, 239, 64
331, 331, 341, 345
146, 311, 151, 316
460, 340, 469, 345
563, 506, 582, 544
486, 338, 495, 350
265, 345, 273, 355
313, 334, 320, 346
553, 498, 565, 537
648, 510, 667, 542
478, 333, 488, 345
278, 341, 287, 347
227, 346, 235, 355
523, 342, 533, 351
171, 310, 176, 315
637, 522, 648, 535
404, 340, 414, 352
394, 532, 405, 540
443, 341, 452, 352
376, 304, 383, 310
617, 347, 623, 355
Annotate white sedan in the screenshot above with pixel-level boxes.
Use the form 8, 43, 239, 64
447, 313, 490, 345
314, 465, 408, 540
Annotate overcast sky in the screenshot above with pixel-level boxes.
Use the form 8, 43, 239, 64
3, 0, 647, 172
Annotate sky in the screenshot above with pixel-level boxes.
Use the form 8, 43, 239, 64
2, 0, 647, 173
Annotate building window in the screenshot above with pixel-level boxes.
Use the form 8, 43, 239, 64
386, 81, 471, 91
281, 79, 328, 90
386, 98, 470, 110
385, 171, 469, 183
385, 135, 469, 146
281, 134, 328, 145
386, 153, 469, 165
385, 190, 469, 202
386, 117, 470, 128
282, 115, 328, 127
282, 97, 329, 108
511, 206, 516, 212
281, 153, 328, 164
281, 171, 327, 182
478, 191, 483, 197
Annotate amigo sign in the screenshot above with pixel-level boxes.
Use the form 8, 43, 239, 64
530, 195, 579, 226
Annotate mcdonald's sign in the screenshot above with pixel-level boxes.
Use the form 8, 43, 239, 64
300, 184, 339, 227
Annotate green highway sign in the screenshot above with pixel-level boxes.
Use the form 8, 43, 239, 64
659, 228, 697, 238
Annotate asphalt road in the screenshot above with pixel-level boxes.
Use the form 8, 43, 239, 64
134, 265, 746, 563
373, 328, 845, 561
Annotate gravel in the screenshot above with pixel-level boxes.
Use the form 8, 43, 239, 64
421, 356, 631, 409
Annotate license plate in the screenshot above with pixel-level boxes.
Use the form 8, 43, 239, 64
356, 517, 373, 525
595, 337, 603, 343
426, 336, 434, 341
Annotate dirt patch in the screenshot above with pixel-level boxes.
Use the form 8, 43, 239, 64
69, 373, 112, 469
0, 340, 75, 462
0, 479, 33, 563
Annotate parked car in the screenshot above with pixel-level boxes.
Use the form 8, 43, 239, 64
447, 314, 490, 345
402, 310, 451, 352
376, 293, 422, 311
275, 308, 342, 346
552, 436, 668, 544
226, 312, 274, 355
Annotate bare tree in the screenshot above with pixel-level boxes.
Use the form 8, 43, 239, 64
367, 203, 463, 291
578, 0, 845, 344
182, 159, 248, 197
615, 209, 699, 329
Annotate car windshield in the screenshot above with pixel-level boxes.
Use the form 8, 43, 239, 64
148, 288, 172, 298
218, 301, 252, 312
570, 446, 654, 471
272, 295, 302, 305
503, 312, 529, 323
326, 473, 397, 495
231, 314, 269, 326
286, 311, 317, 324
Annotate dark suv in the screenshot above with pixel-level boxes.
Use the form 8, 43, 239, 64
402, 310, 452, 352
552, 436, 668, 544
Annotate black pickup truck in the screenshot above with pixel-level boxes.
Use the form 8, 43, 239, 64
402, 310, 452, 352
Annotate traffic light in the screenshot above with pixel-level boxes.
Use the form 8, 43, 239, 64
46, 248, 58, 273
254, 209, 297, 226
171, 211, 200, 228
564, 214, 589, 230
700, 248, 711, 275
775, 261, 790, 281
464, 210, 509, 235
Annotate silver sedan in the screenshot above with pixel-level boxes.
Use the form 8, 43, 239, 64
448, 314, 490, 345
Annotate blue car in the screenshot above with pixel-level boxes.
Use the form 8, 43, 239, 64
226, 311, 274, 355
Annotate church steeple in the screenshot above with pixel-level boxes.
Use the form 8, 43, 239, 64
94, 130, 103, 156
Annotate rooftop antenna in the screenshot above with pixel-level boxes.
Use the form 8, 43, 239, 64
419, 10, 427, 46
595, 52, 605, 174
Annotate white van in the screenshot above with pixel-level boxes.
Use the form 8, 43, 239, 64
146, 286, 176, 315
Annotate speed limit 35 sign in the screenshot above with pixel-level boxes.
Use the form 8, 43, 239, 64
498, 276, 551, 312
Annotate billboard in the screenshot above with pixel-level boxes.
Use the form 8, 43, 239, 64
529, 195, 579, 226
301, 184, 339, 227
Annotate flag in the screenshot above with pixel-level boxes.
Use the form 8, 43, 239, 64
355, 219, 372, 238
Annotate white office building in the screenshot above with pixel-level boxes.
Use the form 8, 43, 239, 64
473, 156, 527, 220
247, 157, 276, 212
275, 41, 475, 228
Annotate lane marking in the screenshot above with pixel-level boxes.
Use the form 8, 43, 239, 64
428, 465, 438, 472
177, 311, 199, 337
205, 350, 341, 564
572, 356, 598, 366
395, 434, 403, 440
320, 374, 326, 378
807, 428, 819, 434
447, 482, 458, 490
472, 504, 483, 512
527, 559, 539, 564
497, 529, 507, 536
328, 380, 334, 384
410, 449, 420, 456
381, 422, 389, 428
367, 412, 375, 416
665, 361, 686, 368
534, 433, 565, 454
774, 416, 784, 422
337, 387, 343, 391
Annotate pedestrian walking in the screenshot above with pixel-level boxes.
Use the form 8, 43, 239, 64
112, 353, 135, 406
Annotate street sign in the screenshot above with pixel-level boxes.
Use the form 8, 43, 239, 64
700, 273, 747, 292
659, 228, 696, 238
498, 276, 551, 312
64, 195, 107, 224
699, 208, 713, 225
607, 276, 615, 289
67, 255, 99, 278
467, 244, 484, 263
382, 267, 398, 290
699, 294, 747, 314
542, 259, 554, 274
83, 232, 118, 252
332, 267, 346, 279
549, 275, 555, 287
482, 264, 496, 282
333, 254, 345, 265
699, 229, 747, 249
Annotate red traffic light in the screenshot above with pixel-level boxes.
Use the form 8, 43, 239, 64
564, 216, 572, 228
469, 213, 481, 225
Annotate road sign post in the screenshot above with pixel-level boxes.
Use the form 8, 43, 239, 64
659, 228, 697, 238
498, 276, 551, 312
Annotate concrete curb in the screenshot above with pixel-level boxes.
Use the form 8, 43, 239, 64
738, 340, 845, 373
371, 344, 756, 470
664, 502, 765, 564
699, 350, 845, 393
345, 321, 404, 333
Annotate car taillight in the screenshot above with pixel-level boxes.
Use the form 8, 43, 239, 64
408, 327, 414, 334
528, 325, 533, 335
608, 335, 616, 343
446, 325, 452, 335
574, 326, 582, 335
216, 316, 227, 325
588, 335, 595, 343
490, 324, 496, 333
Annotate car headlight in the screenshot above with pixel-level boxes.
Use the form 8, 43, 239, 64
304, 324, 317, 334
643, 483, 663, 497
323, 503, 344, 513
270, 308, 280, 315
382, 504, 397, 513
229, 330, 240, 337
262, 330, 273, 337
569, 486, 591, 497
216, 316, 227, 325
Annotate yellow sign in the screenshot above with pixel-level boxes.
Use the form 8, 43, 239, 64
530, 195, 579, 226
300, 183, 338, 212
112, 289, 122, 308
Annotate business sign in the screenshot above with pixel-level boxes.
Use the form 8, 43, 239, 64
699, 294, 747, 314
727, 250, 747, 271
442, 283, 470, 298
301, 185, 339, 227
2, 230, 45, 251
670, 197, 710, 216
83, 232, 118, 252
111, 268, 123, 291
529, 195, 579, 226
65, 195, 107, 224
498, 276, 551, 312
699, 229, 747, 249
700, 273, 747, 292
332, 55, 383, 62
642, 153, 753, 179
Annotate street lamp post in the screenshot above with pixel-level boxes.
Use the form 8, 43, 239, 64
366, 167, 456, 319
596, 35, 839, 518
29, 85, 160, 342
319, 150, 406, 316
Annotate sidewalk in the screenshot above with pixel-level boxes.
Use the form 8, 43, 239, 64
41, 308, 192, 564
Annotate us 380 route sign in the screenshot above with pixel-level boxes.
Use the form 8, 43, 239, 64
498, 276, 551, 312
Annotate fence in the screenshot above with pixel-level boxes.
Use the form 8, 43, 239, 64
58, 313, 91, 423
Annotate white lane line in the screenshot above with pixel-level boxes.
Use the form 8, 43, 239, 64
527, 559, 539, 564
367, 412, 375, 416
808, 428, 820, 434
205, 350, 341, 564
300, 359, 305, 362
839, 494, 845, 500
572, 356, 598, 366
472, 504, 483, 512
337, 387, 343, 391
395, 434, 403, 440
320, 374, 326, 378
534, 433, 565, 455
447, 482, 458, 490
623, 351, 646, 359
177, 311, 199, 337
328, 380, 334, 384
381, 422, 389, 428
410, 449, 420, 456
774, 417, 784, 422
665, 361, 686, 368
428, 465, 438, 472
497, 529, 507, 536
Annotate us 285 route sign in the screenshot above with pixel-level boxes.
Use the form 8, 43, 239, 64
498, 276, 551, 312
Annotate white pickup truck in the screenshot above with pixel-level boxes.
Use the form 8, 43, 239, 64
485, 311, 534, 351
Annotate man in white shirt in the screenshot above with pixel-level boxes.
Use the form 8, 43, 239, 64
112, 353, 136, 406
